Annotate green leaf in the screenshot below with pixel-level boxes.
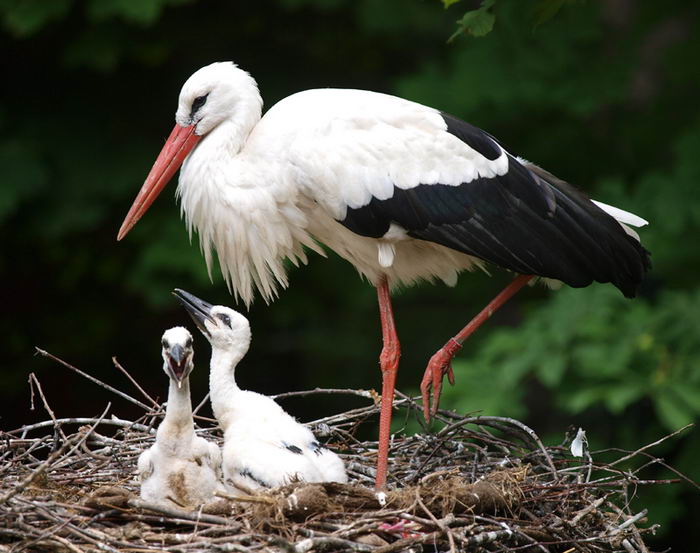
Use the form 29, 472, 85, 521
449, 0, 496, 42
442, 0, 463, 8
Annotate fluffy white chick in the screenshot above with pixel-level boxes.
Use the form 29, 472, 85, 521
173, 289, 347, 493
137, 326, 224, 508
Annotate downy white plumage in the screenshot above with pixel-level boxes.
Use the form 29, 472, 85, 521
173, 289, 347, 492
137, 327, 224, 509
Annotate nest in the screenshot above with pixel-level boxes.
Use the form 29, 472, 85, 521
0, 349, 687, 552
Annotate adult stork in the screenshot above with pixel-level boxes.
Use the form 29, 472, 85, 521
118, 62, 651, 489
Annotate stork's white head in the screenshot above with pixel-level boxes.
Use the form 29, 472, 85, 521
117, 61, 262, 242
175, 61, 262, 137
161, 326, 195, 387
172, 289, 251, 355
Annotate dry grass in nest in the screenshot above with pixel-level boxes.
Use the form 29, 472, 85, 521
0, 348, 694, 552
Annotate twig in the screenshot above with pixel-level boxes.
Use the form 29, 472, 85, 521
611, 509, 648, 534
606, 424, 693, 468
13, 498, 90, 553
306, 397, 412, 427
571, 496, 606, 526
127, 498, 237, 526
35, 347, 152, 411
214, 489, 275, 505
414, 488, 457, 553
28, 372, 69, 442
272, 387, 374, 401
10, 417, 154, 436
0, 403, 111, 505
13, 518, 88, 553
193, 391, 211, 417
438, 415, 559, 477
293, 536, 374, 552
608, 502, 651, 553
112, 356, 160, 409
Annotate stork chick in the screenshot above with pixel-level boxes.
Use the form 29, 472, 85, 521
137, 327, 223, 509
173, 289, 347, 492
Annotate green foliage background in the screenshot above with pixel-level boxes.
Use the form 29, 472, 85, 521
1, 0, 698, 545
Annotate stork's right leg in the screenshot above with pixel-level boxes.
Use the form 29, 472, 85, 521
420, 274, 534, 421
375, 276, 400, 490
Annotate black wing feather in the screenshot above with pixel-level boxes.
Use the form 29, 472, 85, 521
441, 112, 502, 161
339, 114, 651, 297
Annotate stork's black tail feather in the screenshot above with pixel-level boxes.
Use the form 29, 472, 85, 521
524, 163, 651, 298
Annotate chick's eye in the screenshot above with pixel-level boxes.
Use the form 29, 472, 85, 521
162, 339, 169, 348
186, 337, 192, 347
217, 313, 232, 328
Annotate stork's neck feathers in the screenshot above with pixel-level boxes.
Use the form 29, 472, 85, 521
157, 377, 194, 444
218, 68, 262, 152
199, 96, 262, 157
176, 130, 323, 306
208, 345, 246, 429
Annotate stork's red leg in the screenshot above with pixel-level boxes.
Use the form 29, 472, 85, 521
375, 275, 400, 489
420, 274, 534, 421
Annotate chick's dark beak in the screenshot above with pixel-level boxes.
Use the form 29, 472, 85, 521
173, 289, 215, 337
167, 344, 189, 385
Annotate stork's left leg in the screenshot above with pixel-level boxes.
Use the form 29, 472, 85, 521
420, 274, 534, 421
375, 275, 400, 490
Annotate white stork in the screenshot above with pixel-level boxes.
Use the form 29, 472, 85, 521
172, 288, 347, 491
137, 327, 224, 509
118, 62, 651, 489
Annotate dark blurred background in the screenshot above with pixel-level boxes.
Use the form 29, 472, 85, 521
1, 0, 698, 546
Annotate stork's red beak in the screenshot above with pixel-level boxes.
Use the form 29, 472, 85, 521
117, 123, 201, 241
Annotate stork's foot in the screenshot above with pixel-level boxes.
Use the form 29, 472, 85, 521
420, 338, 461, 422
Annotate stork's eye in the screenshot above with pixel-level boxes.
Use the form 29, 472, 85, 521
216, 313, 232, 328
190, 94, 209, 119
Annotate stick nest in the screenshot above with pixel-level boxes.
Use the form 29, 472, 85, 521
0, 354, 684, 552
